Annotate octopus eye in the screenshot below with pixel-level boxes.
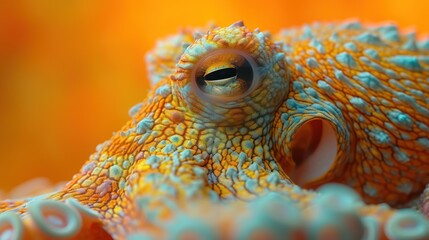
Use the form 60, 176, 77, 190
192, 49, 259, 101
204, 67, 237, 84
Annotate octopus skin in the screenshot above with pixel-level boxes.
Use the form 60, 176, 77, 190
1, 20, 429, 239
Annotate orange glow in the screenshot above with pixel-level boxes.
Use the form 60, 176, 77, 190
0, 0, 428, 191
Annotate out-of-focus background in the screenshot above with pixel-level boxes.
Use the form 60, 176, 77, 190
0, 0, 428, 192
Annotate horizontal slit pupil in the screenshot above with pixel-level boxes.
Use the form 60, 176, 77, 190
205, 68, 236, 81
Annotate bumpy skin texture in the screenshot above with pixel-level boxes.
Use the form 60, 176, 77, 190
1, 21, 429, 239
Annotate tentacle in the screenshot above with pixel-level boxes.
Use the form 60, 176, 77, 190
0, 200, 28, 214
0, 198, 111, 240
385, 209, 429, 240
0, 177, 67, 214
122, 183, 429, 239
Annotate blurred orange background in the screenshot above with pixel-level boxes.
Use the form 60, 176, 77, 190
0, 0, 428, 191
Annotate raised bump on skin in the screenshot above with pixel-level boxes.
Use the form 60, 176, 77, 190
306, 208, 363, 240
249, 192, 303, 230
385, 209, 429, 240
315, 183, 364, 211
234, 214, 285, 240
27, 199, 82, 238
0, 211, 23, 240
308, 184, 365, 239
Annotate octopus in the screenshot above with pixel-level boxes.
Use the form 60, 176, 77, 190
1, 20, 429, 240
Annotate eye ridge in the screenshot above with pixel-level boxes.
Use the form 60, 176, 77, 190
204, 67, 237, 82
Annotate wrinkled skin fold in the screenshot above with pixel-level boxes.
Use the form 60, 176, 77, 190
1, 20, 429, 239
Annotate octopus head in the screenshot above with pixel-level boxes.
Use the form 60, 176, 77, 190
145, 20, 343, 198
